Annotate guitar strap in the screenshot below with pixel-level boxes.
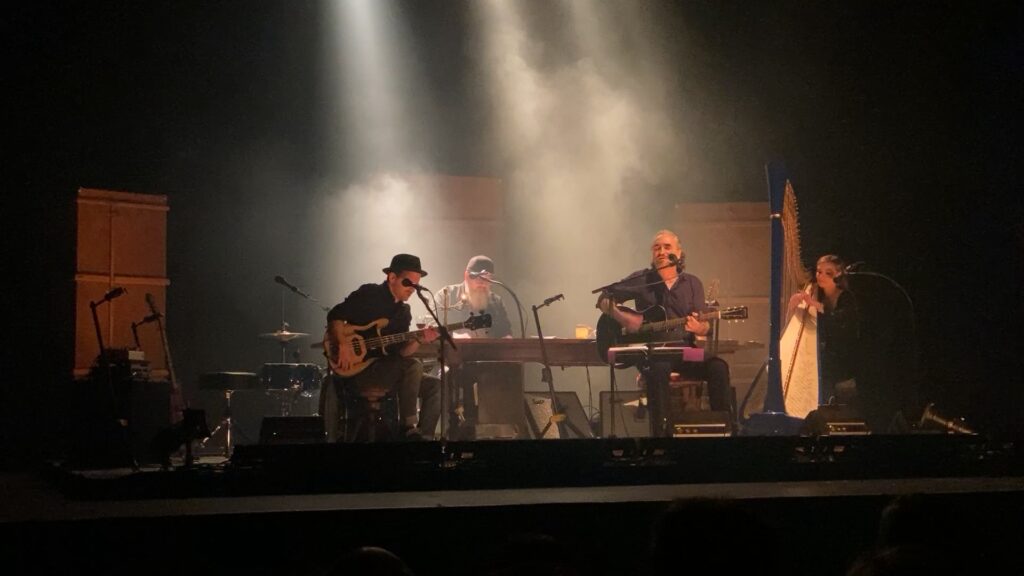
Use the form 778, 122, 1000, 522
654, 279, 666, 309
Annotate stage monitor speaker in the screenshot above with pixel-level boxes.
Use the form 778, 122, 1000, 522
523, 391, 594, 439
198, 388, 320, 448
671, 411, 734, 437
68, 376, 172, 467
801, 405, 870, 436
600, 390, 651, 438
259, 416, 326, 445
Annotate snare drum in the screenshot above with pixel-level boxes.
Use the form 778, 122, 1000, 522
260, 363, 324, 395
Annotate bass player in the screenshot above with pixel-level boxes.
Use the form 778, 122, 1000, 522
322, 253, 441, 440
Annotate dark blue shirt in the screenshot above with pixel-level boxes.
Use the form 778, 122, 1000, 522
612, 269, 709, 345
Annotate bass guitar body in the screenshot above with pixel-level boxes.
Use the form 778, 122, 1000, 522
323, 318, 390, 378
324, 313, 492, 378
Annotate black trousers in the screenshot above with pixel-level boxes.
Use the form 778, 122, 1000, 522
320, 356, 441, 440
642, 357, 732, 437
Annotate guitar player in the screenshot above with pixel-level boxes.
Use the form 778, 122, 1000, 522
596, 230, 733, 436
322, 254, 441, 440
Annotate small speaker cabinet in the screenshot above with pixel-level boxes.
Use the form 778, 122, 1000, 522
523, 391, 594, 439
259, 416, 326, 445
671, 411, 733, 437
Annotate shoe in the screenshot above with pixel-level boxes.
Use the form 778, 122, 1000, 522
402, 427, 425, 441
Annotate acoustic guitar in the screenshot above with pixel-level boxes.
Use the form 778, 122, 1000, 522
595, 304, 748, 362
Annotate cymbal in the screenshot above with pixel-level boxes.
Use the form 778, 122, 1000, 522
258, 330, 310, 342
199, 371, 259, 390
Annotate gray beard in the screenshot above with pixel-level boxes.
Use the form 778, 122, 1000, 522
465, 286, 490, 312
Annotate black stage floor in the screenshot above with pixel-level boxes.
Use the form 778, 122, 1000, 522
3, 434, 1023, 576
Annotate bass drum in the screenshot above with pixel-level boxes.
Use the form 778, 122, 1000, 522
259, 363, 324, 396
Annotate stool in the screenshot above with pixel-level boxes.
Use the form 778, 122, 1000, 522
668, 372, 709, 414
343, 383, 399, 442
667, 373, 735, 437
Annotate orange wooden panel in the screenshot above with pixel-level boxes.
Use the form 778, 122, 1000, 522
674, 202, 770, 298
74, 282, 170, 376
76, 201, 112, 275
74, 281, 111, 373
78, 188, 168, 206
413, 174, 505, 220
112, 205, 167, 277
674, 202, 772, 400
399, 175, 507, 283
74, 189, 169, 379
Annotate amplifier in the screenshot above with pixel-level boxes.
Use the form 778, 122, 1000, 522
259, 416, 325, 445
820, 420, 870, 435
802, 405, 871, 436
671, 411, 733, 437
102, 348, 147, 363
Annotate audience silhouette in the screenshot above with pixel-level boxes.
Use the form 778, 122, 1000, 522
649, 498, 781, 576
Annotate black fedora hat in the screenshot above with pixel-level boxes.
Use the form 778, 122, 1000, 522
382, 253, 428, 277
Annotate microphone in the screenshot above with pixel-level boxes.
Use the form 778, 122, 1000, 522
669, 253, 684, 272
138, 312, 162, 325
541, 293, 564, 307
274, 275, 311, 298
99, 287, 126, 304
401, 278, 428, 292
142, 293, 164, 324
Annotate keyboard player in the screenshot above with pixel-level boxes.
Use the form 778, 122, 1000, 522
432, 255, 520, 438
434, 255, 513, 339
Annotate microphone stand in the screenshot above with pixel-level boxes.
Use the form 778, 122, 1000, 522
90, 299, 108, 362
590, 260, 680, 438
88, 292, 138, 470
844, 265, 915, 319
130, 321, 143, 350
414, 288, 457, 440
533, 296, 585, 439
590, 260, 682, 296
275, 276, 330, 363
477, 276, 526, 338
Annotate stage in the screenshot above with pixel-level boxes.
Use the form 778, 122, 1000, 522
3, 434, 1022, 576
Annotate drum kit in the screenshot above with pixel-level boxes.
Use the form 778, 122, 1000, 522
198, 322, 327, 455
256, 323, 325, 401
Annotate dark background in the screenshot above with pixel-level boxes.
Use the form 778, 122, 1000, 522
4, 1, 1021, 465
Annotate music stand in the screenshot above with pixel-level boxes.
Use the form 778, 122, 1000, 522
607, 345, 705, 437
87, 287, 138, 470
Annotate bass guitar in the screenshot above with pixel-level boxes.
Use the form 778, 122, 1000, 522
596, 304, 748, 362
324, 313, 491, 377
